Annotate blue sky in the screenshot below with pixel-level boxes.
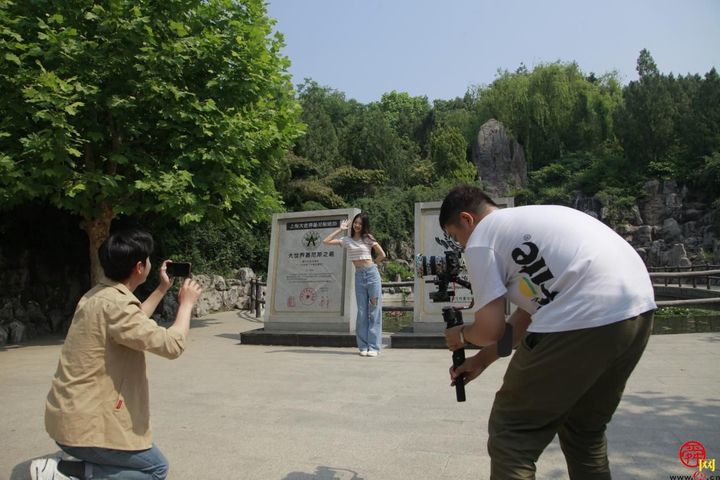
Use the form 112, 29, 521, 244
266, 0, 720, 103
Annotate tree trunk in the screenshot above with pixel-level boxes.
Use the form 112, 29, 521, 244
80, 204, 115, 285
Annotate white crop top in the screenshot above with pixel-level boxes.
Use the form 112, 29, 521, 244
341, 236, 377, 261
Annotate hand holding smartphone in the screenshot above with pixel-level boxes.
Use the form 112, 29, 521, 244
166, 262, 192, 278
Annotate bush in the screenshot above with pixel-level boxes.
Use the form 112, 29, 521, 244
383, 260, 414, 281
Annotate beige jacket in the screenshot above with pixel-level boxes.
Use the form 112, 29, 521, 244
45, 280, 186, 450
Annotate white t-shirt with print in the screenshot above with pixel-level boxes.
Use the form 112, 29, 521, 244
464, 205, 656, 333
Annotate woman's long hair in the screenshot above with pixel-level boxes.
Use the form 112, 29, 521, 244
351, 212, 375, 242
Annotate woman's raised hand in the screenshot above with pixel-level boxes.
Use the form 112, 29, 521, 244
340, 219, 350, 230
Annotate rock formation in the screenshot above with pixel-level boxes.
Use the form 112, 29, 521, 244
572, 180, 718, 268
471, 119, 527, 196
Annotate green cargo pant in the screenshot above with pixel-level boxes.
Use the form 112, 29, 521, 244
487, 310, 654, 480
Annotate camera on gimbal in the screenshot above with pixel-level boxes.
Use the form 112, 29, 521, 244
416, 249, 513, 403
415, 251, 470, 303
416, 251, 472, 402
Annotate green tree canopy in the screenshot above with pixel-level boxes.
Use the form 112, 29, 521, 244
294, 80, 354, 173
0, 0, 302, 282
378, 91, 432, 154
615, 49, 677, 177
428, 125, 476, 182
341, 105, 419, 186
472, 62, 622, 170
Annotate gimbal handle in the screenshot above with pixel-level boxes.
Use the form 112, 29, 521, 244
443, 306, 466, 402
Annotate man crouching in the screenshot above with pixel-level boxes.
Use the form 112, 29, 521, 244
31, 229, 202, 480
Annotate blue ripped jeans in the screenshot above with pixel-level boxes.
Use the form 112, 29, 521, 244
354, 264, 382, 351
57, 443, 169, 479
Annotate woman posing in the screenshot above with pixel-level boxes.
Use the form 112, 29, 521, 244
323, 212, 386, 356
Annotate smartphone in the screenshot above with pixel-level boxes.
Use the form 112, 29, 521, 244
166, 262, 192, 277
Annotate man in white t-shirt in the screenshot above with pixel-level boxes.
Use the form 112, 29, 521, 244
440, 185, 655, 480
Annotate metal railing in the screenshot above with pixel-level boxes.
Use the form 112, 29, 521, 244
649, 266, 720, 308
248, 277, 266, 318
649, 264, 720, 289
380, 281, 415, 312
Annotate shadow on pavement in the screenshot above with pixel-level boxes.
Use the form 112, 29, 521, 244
11, 451, 62, 480
188, 318, 222, 329
225, 309, 264, 323
608, 390, 720, 478
282, 465, 365, 480
699, 333, 720, 343
0, 335, 65, 352
215, 332, 242, 343
265, 348, 361, 356
10, 459, 30, 480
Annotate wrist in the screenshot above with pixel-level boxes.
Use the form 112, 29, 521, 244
459, 326, 466, 345
177, 301, 194, 312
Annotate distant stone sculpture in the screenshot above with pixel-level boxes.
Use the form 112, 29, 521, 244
471, 119, 527, 196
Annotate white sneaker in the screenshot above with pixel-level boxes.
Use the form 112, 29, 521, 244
367, 350, 379, 357
359, 350, 368, 356
30, 456, 70, 480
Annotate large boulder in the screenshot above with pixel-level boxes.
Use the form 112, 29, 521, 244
668, 243, 691, 268
194, 291, 224, 318
236, 268, 255, 284
471, 119, 527, 196
47, 309, 65, 333
661, 218, 683, 243
223, 286, 247, 310
572, 193, 602, 219
639, 180, 664, 226
8, 320, 26, 343
639, 180, 685, 227
212, 275, 227, 291
152, 295, 179, 325
649, 240, 669, 266
634, 226, 653, 247
0, 301, 13, 323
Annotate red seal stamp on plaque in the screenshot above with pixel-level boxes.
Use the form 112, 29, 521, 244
299, 287, 316, 306
679, 440, 706, 469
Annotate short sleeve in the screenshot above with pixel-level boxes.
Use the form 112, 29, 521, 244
464, 245, 508, 312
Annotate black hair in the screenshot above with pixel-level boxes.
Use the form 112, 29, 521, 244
439, 185, 498, 229
98, 229, 154, 281
351, 212, 375, 242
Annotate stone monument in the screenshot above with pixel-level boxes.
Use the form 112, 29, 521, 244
412, 197, 514, 334
263, 208, 360, 333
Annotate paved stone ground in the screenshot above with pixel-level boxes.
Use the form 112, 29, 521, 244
1, 311, 718, 480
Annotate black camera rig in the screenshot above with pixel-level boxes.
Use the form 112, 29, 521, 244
416, 250, 514, 403
415, 250, 470, 302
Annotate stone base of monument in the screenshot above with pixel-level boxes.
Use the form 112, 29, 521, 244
241, 327, 476, 349
389, 328, 447, 349
240, 328, 357, 347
